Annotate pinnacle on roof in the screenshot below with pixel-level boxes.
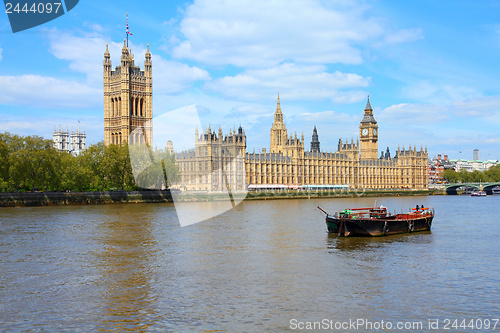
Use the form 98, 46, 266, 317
276, 92, 282, 113
365, 95, 372, 111
361, 95, 376, 123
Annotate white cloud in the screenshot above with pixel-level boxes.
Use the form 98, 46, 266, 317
402, 81, 481, 104
204, 63, 369, 102
453, 95, 500, 115
47, 28, 116, 84
0, 75, 101, 108
47, 28, 211, 94
152, 55, 210, 94
171, 0, 386, 67
297, 110, 358, 124
0, 113, 103, 143
378, 103, 449, 124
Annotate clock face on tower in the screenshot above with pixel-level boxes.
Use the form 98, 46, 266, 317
373, 128, 377, 136
362, 128, 368, 136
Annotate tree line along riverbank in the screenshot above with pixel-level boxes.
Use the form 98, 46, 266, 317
0, 133, 178, 193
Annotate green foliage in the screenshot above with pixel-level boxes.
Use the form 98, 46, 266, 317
128, 144, 179, 189
485, 165, 500, 182
443, 165, 500, 183
442, 169, 459, 183
0, 132, 179, 192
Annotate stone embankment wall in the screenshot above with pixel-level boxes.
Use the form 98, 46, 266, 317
0, 190, 173, 207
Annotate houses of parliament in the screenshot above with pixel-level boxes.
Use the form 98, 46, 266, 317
103, 43, 428, 191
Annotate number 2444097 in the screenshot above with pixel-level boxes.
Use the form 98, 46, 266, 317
5, 2, 62, 14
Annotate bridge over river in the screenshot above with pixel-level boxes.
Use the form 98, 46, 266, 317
445, 182, 500, 195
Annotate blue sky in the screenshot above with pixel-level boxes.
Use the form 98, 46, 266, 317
1, 0, 500, 161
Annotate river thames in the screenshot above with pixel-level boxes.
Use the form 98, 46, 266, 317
1, 195, 499, 332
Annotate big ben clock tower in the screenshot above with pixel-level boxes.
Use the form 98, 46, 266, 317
359, 96, 378, 160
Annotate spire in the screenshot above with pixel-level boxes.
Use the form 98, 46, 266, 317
361, 95, 376, 123
311, 126, 320, 153
365, 95, 372, 111
121, 39, 130, 62
104, 44, 110, 58
272, 92, 284, 125
276, 92, 282, 113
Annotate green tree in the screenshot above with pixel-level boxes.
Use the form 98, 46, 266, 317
128, 144, 179, 189
101, 144, 136, 190
8, 136, 58, 191
443, 169, 459, 183
0, 133, 11, 190
161, 150, 180, 187
79, 142, 106, 191
485, 165, 500, 182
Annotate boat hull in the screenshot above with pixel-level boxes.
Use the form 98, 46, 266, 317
326, 215, 433, 237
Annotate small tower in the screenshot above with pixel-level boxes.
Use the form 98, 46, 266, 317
270, 93, 288, 154
359, 95, 378, 160
310, 126, 320, 153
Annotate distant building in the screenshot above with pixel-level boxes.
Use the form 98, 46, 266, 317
428, 154, 453, 183
53, 126, 70, 152
473, 149, 480, 161
452, 159, 499, 172
166, 140, 174, 155
70, 129, 86, 155
53, 125, 86, 155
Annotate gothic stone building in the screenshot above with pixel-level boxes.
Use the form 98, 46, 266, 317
53, 126, 86, 155
175, 126, 247, 192
103, 41, 152, 146
175, 95, 428, 191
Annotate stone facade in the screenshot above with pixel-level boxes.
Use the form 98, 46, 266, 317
175, 95, 428, 191
53, 126, 70, 152
53, 126, 86, 155
175, 126, 247, 192
103, 41, 152, 146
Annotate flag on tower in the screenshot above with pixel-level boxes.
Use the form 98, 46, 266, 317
126, 13, 133, 36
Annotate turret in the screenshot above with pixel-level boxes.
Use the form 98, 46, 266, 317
270, 93, 288, 154
310, 126, 320, 153
103, 44, 111, 74
121, 39, 130, 67
145, 44, 152, 76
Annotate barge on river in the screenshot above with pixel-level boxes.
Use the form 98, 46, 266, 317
317, 205, 434, 237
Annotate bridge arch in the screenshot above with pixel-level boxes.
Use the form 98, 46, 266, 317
445, 182, 500, 195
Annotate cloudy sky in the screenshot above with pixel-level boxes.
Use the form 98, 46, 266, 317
1, 0, 500, 160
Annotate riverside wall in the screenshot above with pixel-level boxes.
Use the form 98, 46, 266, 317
0, 190, 174, 207
0, 189, 444, 207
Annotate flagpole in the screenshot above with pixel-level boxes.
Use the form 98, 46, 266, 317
126, 13, 129, 47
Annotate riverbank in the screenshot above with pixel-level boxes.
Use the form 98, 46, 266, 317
0, 190, 174, 207
0, 188, 444, 207
244, 189, 442, 201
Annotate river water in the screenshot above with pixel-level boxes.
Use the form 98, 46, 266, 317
1, 195, 499, 332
